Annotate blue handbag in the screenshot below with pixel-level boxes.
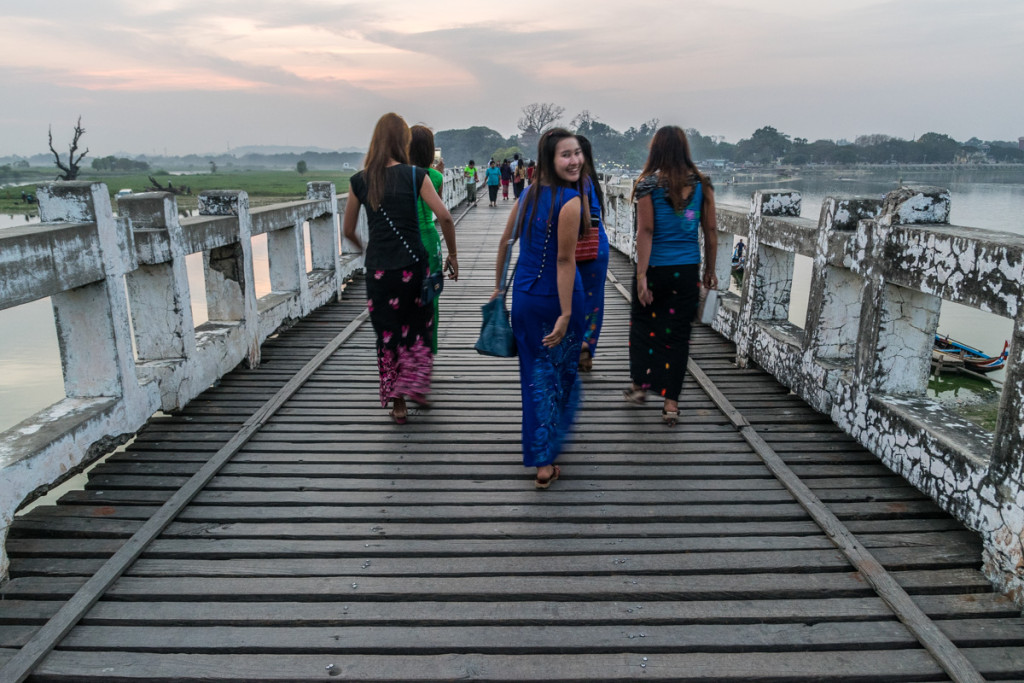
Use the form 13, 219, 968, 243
474, 199, 523, 357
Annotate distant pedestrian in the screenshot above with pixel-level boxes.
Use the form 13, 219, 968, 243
485, 160, 501, 207
526, 160, 536, 185
500, 159, 512, 200
342, 113, 459, 425
464, 160, 478, 203
624, 125, 718, 428
513, 157, 527, 198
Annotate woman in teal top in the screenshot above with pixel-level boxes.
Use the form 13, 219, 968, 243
410, 125, 447, 353
484, 160, 502, 207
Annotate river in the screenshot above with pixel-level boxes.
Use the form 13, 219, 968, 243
2, 167, 1022, 432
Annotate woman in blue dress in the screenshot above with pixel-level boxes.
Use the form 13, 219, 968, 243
574, 135, 609, 372
491, 128, 589, 489
624, 125, 718, 427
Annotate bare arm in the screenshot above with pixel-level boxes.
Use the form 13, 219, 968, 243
420, 174, 459, 280
701, 186, 719, 290
341, 191, 363, 252
490, 199, 520, 300
635, 195, 654, 306
542, 196, 581, 348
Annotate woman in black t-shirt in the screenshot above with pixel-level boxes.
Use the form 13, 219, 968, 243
342, 113, 458, 424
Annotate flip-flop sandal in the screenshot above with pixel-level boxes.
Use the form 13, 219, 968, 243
622, 387, 646, 405
535, 465, 561, 489
662, 409, 679, 428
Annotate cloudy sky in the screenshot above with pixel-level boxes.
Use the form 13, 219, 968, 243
1, 0, 1021, 157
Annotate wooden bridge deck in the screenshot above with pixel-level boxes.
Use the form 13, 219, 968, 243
2, 200, 1023, 681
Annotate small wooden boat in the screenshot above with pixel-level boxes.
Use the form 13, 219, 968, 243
933, 335, 1009, 374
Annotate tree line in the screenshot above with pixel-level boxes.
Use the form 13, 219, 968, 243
435, 103, 1024, 169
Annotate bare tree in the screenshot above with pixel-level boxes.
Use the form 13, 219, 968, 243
517, 102, 565, 151
570, 110, 596, 131
48, 116, 89, 180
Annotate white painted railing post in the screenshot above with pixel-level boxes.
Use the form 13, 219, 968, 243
198, 190, 260, 367
120, 192, 197, 361
734, 190, 800, 367
37, 183, 139, 401
307, 182, 342, 304
799, 197, 882, 412
119, 191, 199, 411
851, 188, 946, 397
987, 311, 1024, 601
267, 208, 307, 309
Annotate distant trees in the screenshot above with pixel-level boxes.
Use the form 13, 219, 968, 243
434, 126, 507, 165
48, 116, 88, 180
91, 156, 150, 172
296, 160, 308, 174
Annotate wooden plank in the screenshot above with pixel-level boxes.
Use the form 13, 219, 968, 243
0, 569, 998, 602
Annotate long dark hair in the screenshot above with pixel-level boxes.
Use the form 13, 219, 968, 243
363, 112, 410, 211
633, 125, 709, 212
517, 128, 590, 238
408, 124, 435, 169
577, 134, 604, 220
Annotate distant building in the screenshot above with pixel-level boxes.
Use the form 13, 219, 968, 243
1018, 137, 1024, 151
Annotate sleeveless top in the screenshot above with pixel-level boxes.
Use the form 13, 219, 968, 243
513, 185, 584, 296
350, 164, 429, 270
634, 171, 709, 266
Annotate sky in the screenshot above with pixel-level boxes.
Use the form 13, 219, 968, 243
1, 0, 1022, 157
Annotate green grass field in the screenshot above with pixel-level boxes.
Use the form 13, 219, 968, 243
1, 169, 354, 217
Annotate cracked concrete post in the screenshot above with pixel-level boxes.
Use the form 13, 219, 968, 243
37, 182, 138, 400
807, 199, 883, 360
734, 190, 800, 367
985, 310, 1024, 599
307, 182, 342, 303
799, 197, 882, 413
267, 214, 306, 310
853, 187, 947, 397
198, 190, 260, 367
120, 192, 196, 364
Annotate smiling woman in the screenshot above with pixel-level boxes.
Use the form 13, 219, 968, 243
490, 128, 590, 489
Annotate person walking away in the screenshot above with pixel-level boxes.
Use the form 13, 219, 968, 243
526, 160, 535, 185
500, 159, 512, 200
464, 160, 478, 203
513, 157, 527, 199
485, 160, 501, 207
410, 125, 458, 354
491, 128, 589, 489
342, 113, 459, 424
623, 125, 717, 427
574, 135, 609, 372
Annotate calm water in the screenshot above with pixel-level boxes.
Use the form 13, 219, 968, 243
2, 168, 1022, 431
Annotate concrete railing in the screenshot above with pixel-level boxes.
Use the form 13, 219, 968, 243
0, 171, 467, 577
602, 178, 1024, 602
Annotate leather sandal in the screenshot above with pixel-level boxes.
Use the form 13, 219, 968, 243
661, 409, 678, 428
535, 465, 560, 489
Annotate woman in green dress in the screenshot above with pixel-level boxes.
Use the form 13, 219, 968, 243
409, 125, 450, 353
